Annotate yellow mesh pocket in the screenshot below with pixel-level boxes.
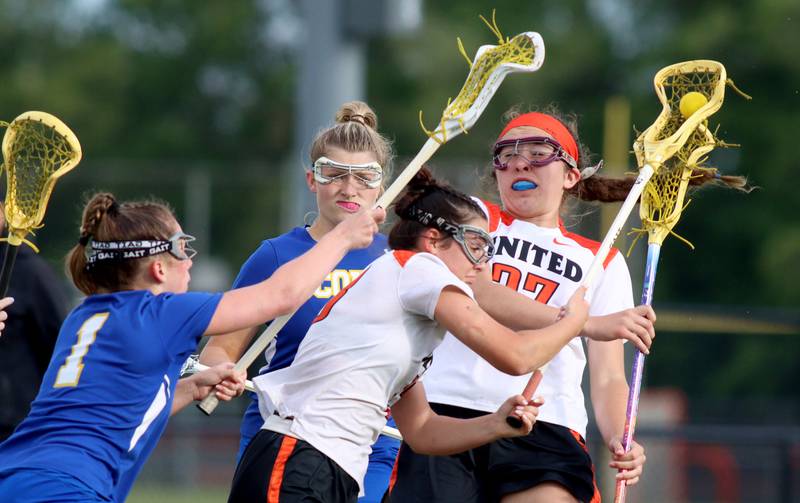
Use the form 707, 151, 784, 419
445, 33, 535, 119
629, 61, 751, 249
631, 62, 729, 247
1, 111, 82, 250
420, 12, 540, 142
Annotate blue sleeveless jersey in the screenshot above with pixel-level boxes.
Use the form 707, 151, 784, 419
0, 290, 222, 502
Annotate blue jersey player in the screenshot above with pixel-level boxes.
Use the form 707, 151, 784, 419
0, 190, 383, 503
201, 101, 400, 503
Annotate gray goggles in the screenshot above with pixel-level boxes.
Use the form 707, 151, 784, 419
403, 206, 494, 265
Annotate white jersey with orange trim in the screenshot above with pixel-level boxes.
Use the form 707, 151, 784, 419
424, 199, 634, 438
252, 251, 473, 494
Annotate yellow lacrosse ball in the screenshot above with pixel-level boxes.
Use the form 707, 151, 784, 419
679, 92, 708, 118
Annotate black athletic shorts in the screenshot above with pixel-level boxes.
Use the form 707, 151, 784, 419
385, 403, 599, 503
229, 429, 359, 503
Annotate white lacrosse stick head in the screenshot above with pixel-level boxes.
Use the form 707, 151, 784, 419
427, 31, 546, 143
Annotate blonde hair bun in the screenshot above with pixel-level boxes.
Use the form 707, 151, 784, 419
335, 101, 378, 130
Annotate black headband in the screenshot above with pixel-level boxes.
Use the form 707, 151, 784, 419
83, 232, 196, 269
85, 239, 173, 267
400, 205, 461, 236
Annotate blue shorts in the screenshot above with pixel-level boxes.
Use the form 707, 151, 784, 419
0, 468, 110, 502
239, 393, 401, 502
361, 429, 400, 503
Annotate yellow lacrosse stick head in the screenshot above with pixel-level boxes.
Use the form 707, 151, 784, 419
1, 111, 82, 251
633, 61, 728, 246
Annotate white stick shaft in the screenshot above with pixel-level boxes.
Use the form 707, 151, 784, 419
381, 426, 403, 441
236, 314, 290, 373
375, 137, 441, 208
518, 164, 656, 400
581, 163, 655, 289
187, 361, 404, 441
196, 314, 288, 414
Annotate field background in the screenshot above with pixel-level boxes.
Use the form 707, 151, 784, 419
2, 0, 798, 501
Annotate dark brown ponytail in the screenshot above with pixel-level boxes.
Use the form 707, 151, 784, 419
493, 105, 751, 206
388, 167, 485, 250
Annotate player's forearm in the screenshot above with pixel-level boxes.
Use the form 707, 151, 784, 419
199, 327, 256, 366
514, 314, 586, 373
473, 276, 559, 330
403, 413, 503, 456
206, 229, 350, 335
170, 377, 199, 415
591, 377, 630, 443
447, 314, 581, 376
199, 343, 236, 367
255, 226, 351, 313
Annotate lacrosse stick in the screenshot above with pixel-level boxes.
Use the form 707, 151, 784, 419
508, 60, 737, 428
0, 111, 82, 295
198, 13, 546, 415
613, 61, 750, 503
182, 357, 404, 440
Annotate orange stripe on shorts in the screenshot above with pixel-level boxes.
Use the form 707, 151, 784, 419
267, 435, 298, 502
569, 429, 601, 503
387, 447, 402, 494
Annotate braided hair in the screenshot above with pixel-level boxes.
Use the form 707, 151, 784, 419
66, 192, 177, 295
491, 105, 750, 205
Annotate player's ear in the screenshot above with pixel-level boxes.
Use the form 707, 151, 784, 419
305, 170, 317, 193
148, 258, 167, 284
564, 166, 581, 190
417, 229, 442, 255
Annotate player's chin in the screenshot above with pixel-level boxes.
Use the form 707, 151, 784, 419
461, 272, 477, 284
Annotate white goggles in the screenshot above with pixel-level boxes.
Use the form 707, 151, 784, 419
312, 156, 383, 189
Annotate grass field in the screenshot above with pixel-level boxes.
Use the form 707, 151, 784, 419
128, 485, 229, 503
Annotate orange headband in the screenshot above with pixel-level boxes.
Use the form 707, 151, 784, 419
497, 112, 579, 166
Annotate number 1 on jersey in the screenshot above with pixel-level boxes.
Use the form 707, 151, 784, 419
54, 313, 109, 388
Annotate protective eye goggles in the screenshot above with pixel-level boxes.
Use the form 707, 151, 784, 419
312, 156, 383, 189
451, 225, 495, 265
403, 206, 495, 265
492, 136, 578, 170
84, 231, 197, 268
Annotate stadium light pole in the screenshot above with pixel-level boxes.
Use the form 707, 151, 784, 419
285, 0, 421, 229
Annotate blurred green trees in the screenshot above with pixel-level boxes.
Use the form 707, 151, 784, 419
0, 0, 797, 416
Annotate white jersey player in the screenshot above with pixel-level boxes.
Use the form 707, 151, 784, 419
227, 168, 592, 503
390, 110, 657, 503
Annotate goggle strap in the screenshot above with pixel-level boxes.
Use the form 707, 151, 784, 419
401, 206, 460, 237
402, 206, 494, 264
86, 240, 172, 265
84, 234, 195, 267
